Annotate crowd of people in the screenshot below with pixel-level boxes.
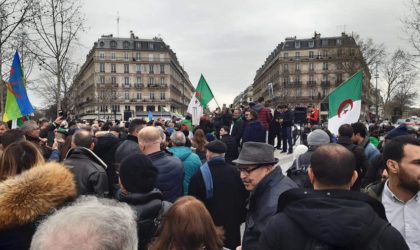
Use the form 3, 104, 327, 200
0, 97, 418, 250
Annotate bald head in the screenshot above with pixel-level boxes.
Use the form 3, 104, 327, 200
72, 130, 94, 149
171, 131, 186, 146
138, 126, 162, 146
309, 144, 356, 188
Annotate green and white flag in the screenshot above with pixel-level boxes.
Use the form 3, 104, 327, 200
328, 71, 363, 135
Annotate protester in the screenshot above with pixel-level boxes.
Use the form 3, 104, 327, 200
138, 126, 184, 202
189, 140, 247, 249
219, 126, 239, 164
337, 124, 369, 191
149, 196, 224, 250
0, 121, 9, 137
280, 105, 294, 154
352, 122, 380, 163
30, 196, 138, 250
242, 110, 266, 144
116, 153, 171, 250
259, 144, 408, 250
230, 108, 245, 147
0, 129, 26, 158
168, 131, 201, 195
364, 135, 420, 249
191, 128, 208, 162
115, 118, 146, 164
0, 140, 45, 181
20, 120, 51, 159
252, 97, 272, 132
233, 142, 297, 249
64, 129, 109, 197
0, 162, 76, 250
268, 105, 282, 148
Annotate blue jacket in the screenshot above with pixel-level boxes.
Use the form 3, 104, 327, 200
362, 137, 380, 164
147, 151, 184, 203
242, 121, 266, 144
168, 146, 201, 195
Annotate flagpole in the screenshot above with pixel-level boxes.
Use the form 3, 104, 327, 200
319, 70, 364, 104
213, 96, 221, 109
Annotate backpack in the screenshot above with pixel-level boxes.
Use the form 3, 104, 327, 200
303, 217, 390, 250
286, 155, 313, 188
137, 202, 167, 250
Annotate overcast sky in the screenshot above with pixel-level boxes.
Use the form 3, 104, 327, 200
30, 0, 412, 108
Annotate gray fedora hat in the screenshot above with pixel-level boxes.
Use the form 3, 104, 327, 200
232, 142, 278, 165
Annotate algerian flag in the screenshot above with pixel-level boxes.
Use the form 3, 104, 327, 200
195, 74, 214, 107
187, 93, 203, 126
328, 71, 363, 135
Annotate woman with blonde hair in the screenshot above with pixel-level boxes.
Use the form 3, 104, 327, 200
192, 128, 208, 162
0, 140, 45, 181
150, 196, 224, 250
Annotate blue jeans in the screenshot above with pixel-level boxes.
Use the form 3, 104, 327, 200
282, 127, 293, 153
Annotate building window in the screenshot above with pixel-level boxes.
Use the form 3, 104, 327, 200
149, 64, 154, 74
111, 76, 116, 85
99, 63, 105, 73
136, 52, 141, 61
99, 52, 104, 60
111, 52, 116, 60
149, 77, 154, 85
111, 63, 116, 73
322, 74, 329, 82
350, 49, 355, 56
283, 64, 288, 71
323, 88, 328, 97
296, 88, 301, 97
295, 41, 300, 49
309, 40, 314, 48
125, 92, 129, 100
136, 77, 142, 84
100, 76, 105, 84
295, 51, 300, 59
136, 64, 141, 74
323, 62, 328, 70
322, 39, 328, 46
150, 92, 155, 100
337, 73, 343, 83
296, 75, 300, 84
160, 77, 165, 85
149, 43, 154, 50
323, 50, 328, 58
337, 49, 342, 57
124, 77, 130, 86
337, 62, 343, 70
309, 62, 314, 71
160, 92, 165, 100
160, 54, 164, 62
135, 105, 143, 111
160, 64, 165, 74
137, 92, 142, 100
112, 105, 120, 112
310, 88, 316, 98
295, 63, 300, 71
124, 64, 129, 73
337, 39, 342, 45
309, 75, 314, 82
309, 51, 314, 59
125, 105, 131, 111
123, 41, 130, 49
124, 52, 129, 61
283, 52, 288, 59
110, 40, 117, 48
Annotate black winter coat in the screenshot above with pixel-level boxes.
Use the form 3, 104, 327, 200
259, 188, 409, 250
147, 151, 184, 203
220, 134, 239, 164
242, 121, 266, 144
231, 118, 245, 146
188, 157, 248, 250
64, 147, 109, 197
116, 189, 171, 250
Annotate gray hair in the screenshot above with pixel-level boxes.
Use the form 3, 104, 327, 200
30, 196, 138, 250
20, 120, 38, 133
170, 131, 186, 146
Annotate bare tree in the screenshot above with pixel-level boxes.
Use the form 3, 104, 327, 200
0, 0, 33, 116
403, 0, 420, 58
29, 0, 85, 115
381, 49, 418, 118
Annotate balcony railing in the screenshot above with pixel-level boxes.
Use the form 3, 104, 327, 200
321, 81, 330, 87
134, 83, 144, 88
307, 81, 316, 86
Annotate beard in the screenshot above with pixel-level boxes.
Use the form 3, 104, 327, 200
398, 166, 420, 194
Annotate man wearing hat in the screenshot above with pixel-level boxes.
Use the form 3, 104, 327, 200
233, 142, 297, 250
189, 140, 248, 250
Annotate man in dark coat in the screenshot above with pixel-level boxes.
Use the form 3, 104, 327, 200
233, 142, 297, 250
230, 108, 245, 147
219, 126, 239, 164
115, 118, 147, 164
189, 140, 248, 250
242, 110, 266, 144
259, 144, 408, 250
138, 126, 184, 203
280, 105, 294, 154
64, 130, 109, 197
337, 124, 369, 191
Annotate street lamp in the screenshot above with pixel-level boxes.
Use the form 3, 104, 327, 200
375, 64, 379, 121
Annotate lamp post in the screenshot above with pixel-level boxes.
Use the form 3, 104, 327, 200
375, 64, 379, 121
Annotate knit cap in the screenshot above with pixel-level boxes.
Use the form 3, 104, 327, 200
119, 153, 158, 193
307, 129, 330, 146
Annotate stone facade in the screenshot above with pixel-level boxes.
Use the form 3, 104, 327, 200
71, 32, 194, 120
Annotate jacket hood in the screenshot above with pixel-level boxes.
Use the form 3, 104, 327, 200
168, 146, 192, 161
0, 162, 76, 230
94, 135, 121, 151
253, 103, 263, 112
278, 189, 387, 247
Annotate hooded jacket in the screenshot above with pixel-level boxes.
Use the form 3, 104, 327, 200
64, 147, 109, 197
0, 163, 76, 250
242, 120, 266, 144
168, 146, 201, 195
252, 103, 272, 130
259, 188, 409, 250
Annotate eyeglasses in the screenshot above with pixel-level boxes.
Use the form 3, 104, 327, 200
237, 165, 264, 174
